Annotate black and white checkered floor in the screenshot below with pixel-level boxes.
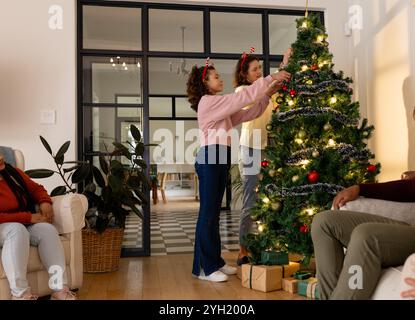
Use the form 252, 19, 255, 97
122, 210, 241, 255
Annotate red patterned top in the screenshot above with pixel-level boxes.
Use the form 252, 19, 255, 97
0, 168, 52, 224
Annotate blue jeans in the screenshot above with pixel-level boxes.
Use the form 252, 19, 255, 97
192, 145, 230, 276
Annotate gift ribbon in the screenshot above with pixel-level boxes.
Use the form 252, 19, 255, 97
249, 264, 253, 289
294, 270, 312, 280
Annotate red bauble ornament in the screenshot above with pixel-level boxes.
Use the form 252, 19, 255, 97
290, 89, 297, 97
367, 164, 376, 172
300, 225, 309, 233
311, 64, 319, 71
261, 160, 269, 168
307, 170, 320, 183
282, 85, 288, 91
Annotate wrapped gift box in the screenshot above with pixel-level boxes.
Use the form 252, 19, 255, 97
241, 262, 300, 292
281, 262, 300, 278
242, 264, 282, 292
298, 277, 319, 299
282, 277, 298, 294
237, 266, 242, 280
261, 251, 289, 265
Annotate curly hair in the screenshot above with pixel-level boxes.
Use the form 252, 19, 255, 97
187, 65, 215, 112
233, 55, 260, 88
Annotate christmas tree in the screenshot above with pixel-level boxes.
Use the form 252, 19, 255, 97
244, 14, 380, 265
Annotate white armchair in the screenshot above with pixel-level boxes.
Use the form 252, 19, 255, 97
341, 197, 415, 299
0, 149, 87, 299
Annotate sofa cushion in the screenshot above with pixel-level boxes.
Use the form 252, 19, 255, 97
0, 235, 70, 279
371, 266, 403, 300
341, 197, 415, 226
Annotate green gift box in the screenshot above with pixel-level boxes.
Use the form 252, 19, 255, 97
261, 251, 289, 265
293, 270, 312, 280
298, 277, 319, 300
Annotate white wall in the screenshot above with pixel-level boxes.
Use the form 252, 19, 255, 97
0, 0, 76, 192
349, 0, 415, 181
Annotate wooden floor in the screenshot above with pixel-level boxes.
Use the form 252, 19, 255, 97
151, 196, 199, 213
77, 251, 305, 300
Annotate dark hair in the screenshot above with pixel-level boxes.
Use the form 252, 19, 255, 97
0, 163, 36, 213
187, 65, 215, 112
233, 55, 260, 88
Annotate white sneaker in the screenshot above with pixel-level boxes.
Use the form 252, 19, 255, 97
219, 264, 237, 275
198, 270, 228, 282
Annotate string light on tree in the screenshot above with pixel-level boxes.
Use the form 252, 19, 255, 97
288, 100, 295, 107
316, 35, 325, 43
330, 96, 338, 104
262, 197, 270, 204
324, 123, 332, 131
328, 139, 336, 147
305, 208, 315, 216
292, 175, 300, 183
301, 65, 309, 72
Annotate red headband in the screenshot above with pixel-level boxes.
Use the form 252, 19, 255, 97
202, 57, 210, 81
240, 47, 255, 71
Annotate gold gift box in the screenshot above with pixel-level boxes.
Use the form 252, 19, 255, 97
242, 264, 282, 292
282, 277, 298, 294
241, 262, 300, 293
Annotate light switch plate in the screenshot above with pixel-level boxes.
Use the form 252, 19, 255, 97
40, 110, 56, 124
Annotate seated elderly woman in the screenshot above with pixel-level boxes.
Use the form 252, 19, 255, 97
0, 154, 76, 300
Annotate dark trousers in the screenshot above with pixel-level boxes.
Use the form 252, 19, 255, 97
192, 145, 230, 276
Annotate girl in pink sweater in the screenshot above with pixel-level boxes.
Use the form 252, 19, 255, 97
186, 60, 290, 282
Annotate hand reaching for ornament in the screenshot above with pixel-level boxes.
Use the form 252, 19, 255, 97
271, 70, 291, 87
332, 185, 360, 209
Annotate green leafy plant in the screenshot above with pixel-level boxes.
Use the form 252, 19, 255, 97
26, 124, 150, 233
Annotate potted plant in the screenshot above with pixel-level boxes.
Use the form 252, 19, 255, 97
27, 124, 149, 272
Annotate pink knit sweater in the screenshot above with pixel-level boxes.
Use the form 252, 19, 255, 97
197, 75, 273, 146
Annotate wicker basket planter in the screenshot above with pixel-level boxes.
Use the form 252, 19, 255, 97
82, 228, 124, 273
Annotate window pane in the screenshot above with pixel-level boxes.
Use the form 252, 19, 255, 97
211, 12, 262, 54
149, 57, 204, 95
149, 9, 203, 52
176, 98, 195, 118
269, 60, 283, 74
83, 107, 143, 153
149, 97, 173, 118
83, 6, 141, 50
83, 56, 142, 104
149, 120, 199, 165
269, 15, 298, 55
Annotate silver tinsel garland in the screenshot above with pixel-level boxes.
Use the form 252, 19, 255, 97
286, 143, 373, 165
265, 183, 344, 197
286, 148, 317, 165
336, 143, 373, 162
274, 107, 358, 126
295, 80, 350, 95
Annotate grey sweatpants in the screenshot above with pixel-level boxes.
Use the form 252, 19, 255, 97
238, 146, 264, 244
311, 210, 415, 300
0, 222, 67, 297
